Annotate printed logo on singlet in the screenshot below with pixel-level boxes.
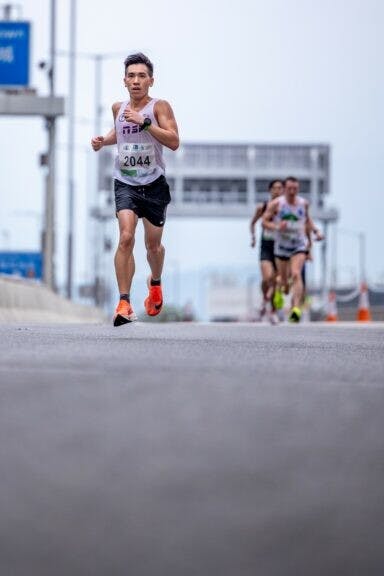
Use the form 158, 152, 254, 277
122, 125, 140, 135
119, 114, 150, 136
281, 213, 301, 233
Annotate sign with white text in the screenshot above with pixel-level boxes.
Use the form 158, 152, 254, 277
0, 252, 42, 279
0, 21, 30, 87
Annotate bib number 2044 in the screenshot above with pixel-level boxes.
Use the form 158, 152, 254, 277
123, 155, 151, 167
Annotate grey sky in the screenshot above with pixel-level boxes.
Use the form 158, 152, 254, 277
1, 0, 383, 291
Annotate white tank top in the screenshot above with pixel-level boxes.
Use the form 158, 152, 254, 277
113, 98, 165, 185
274, 195, 308, 250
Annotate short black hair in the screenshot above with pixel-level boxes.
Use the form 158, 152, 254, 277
268, 179, 283, 190
124, 52, 154, 77
284, 176, 299, 185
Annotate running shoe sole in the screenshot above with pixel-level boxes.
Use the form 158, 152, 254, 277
289, 309, 301, 323
113, 312, 137, 326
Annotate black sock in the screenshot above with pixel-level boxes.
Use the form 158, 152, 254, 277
150, 278, 161, 286
120, 293, 130, 302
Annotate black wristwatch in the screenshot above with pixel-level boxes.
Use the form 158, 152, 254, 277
140, 117, 152, 131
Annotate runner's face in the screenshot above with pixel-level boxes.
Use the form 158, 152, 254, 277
270, 182, 283, 200
124, 64, 154, 98
285, 181, 299, 200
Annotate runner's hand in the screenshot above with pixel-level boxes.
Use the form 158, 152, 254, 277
91, 136, 104, 151
124, 106, 144, 125
251, 236, 256, 248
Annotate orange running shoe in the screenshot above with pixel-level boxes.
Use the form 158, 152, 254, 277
113, 299, 137, 326
144, 277, 163, 316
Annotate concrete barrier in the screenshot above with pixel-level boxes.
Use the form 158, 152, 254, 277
0, 277, 107, 324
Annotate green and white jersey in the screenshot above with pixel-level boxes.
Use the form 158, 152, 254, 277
274, 195, 309, 257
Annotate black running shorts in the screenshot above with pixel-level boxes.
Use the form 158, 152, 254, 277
260, 239, 276, 268
274, 249, 309, 262
114, 175, 171, 227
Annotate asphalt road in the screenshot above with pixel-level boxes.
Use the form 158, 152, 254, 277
1, 322, 384, 576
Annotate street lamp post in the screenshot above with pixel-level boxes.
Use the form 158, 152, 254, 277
42, 0, 57, 290
66, 0, 76, 299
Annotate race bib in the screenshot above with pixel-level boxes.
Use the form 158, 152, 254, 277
119, 142, 157, 177
281, 220, 303, 239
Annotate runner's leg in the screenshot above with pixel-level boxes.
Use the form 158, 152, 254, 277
290, 252, 307, 308
143, 218, 165, 315
114, 209, 138, 295
275, 258, 289, 295
261, 260, 275, 303
143, 218, 165, 280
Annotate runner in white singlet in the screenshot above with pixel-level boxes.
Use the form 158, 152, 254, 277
91, 53, 179, 326
262, 176, 322, 323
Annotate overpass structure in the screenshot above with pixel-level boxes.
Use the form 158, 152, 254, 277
164, 142, 337, 221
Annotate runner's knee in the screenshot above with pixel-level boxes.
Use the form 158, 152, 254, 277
291, 270, 302, 283
146, 240, 163, 256
119, 230, 135, 252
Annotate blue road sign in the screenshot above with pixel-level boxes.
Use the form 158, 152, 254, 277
0, 252, 42, 279
0, 21, 30, 86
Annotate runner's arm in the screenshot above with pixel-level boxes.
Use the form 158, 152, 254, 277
151, 100, 179, 150
306, 202, 326, 258
123, 99, 179, 150
262, 199, 281, 231
305, 202, 314, 259
250, 204, 264, 247
91, 103, 119, 151
307, 215, 324, 241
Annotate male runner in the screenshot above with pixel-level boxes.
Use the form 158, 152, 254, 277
91, 53, 179, 326
262, 176, 321, 322
250, 179, 283, 323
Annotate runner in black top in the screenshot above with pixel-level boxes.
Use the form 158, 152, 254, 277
250, 179, 283, 324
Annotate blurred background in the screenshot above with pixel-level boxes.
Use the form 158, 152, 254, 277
1, 0, 383, 321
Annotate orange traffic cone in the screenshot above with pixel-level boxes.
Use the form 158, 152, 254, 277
326, 290, 338, 321
356, 282, 372, 321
